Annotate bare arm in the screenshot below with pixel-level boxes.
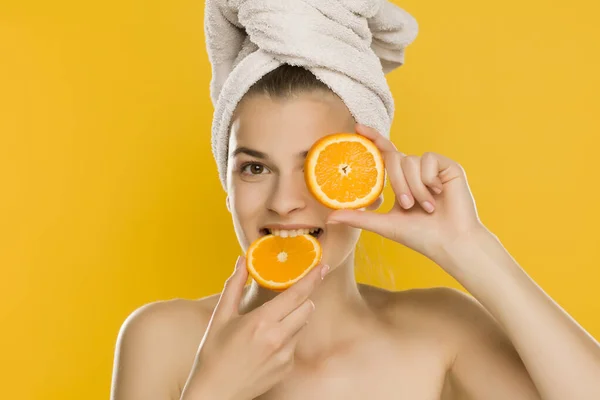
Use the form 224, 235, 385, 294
437, 288, 541, 399
322, 125, 600, 398
437, 227, 600, 400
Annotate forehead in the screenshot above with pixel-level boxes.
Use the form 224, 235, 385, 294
230, 92, 356, 152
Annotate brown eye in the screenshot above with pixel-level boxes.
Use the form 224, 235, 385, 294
241, 162, 268, 176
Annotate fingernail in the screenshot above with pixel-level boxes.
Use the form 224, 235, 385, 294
320, 265, 330, 279
400, 194, 412, 208
326, 219, 340, 225
423, 201, 435, 213
432, 186, 442, 194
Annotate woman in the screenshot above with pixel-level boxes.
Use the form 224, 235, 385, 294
110, 64, 600, 400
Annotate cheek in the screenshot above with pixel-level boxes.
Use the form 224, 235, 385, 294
231, 182, 269, 217
229, 182, 270, 247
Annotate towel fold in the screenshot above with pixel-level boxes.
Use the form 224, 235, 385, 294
205, 0, 418, 188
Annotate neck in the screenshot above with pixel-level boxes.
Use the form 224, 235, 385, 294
239, 252, 373, 362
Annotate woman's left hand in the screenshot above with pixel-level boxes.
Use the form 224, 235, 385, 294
327, 124, 486, 261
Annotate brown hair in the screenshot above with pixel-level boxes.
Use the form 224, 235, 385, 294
244, 64, 333, 99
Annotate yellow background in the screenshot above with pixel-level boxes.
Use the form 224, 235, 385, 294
2, 0, 599, 398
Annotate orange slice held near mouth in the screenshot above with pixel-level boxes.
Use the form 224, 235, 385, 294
246, 233, 322, 291
245, 132, 385, 291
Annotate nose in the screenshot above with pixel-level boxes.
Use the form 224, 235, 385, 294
266, 172, 308, 216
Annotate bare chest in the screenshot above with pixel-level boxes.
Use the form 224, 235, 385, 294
256, 344, 449, 400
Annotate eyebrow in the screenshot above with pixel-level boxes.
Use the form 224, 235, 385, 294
231, 147, 268, 159
231, 147, 308, 159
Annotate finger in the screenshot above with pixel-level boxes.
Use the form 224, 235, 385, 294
279, 299, 315, 339
355, 123, 398, 153
401, 156, 437, 213
421, 152, 444, 194
355, 124, 414, 209
385, 150, 415, 209
327, 209, 396, 239
212, 256, 248, 325
422, 151, 459, 183
259, 263, 328, 321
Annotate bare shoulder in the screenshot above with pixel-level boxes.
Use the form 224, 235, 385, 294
390, 285, 488, 323
391, 287, 502, 346
363, 284, 482, 325
110, 293, 224, 400
362, 285, 507, 356
372, 286, 538, 397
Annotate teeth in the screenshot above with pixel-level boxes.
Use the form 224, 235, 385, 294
266, 228, 320, 237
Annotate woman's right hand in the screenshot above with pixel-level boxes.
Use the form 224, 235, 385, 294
180, 256, 329, 400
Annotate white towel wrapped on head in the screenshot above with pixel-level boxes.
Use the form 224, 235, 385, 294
205, 0, 418, 189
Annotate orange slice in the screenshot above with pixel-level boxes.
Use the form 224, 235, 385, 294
246, 234, 322, 291
305, 133, 385, 209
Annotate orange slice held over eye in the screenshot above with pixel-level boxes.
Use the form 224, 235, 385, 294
246, 234, 322, 291
304, 133, 385, 209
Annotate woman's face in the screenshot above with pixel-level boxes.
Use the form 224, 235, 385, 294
226, 91, 363, 270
